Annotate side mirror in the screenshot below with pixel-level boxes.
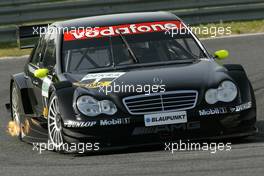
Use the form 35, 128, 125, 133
214, 50, 229, 60
34, 68, 49, 78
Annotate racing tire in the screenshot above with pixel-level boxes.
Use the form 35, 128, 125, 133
47, 93, 67, 153
11, 83, 24, 140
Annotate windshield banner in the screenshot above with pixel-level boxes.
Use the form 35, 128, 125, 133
64, 20, 183, 41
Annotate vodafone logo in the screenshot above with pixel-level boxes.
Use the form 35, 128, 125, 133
64, 20, 183, 41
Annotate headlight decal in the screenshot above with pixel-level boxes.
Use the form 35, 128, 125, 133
76, 95, 117, 116
205, 81, 238, 104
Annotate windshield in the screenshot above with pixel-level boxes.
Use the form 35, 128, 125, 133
62, 21, 206, 73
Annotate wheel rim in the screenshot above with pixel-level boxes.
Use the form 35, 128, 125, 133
12, 87, 20, 125
48, 96, 64, 148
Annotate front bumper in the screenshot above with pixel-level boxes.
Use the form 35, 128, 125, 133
62, 102, 257, 147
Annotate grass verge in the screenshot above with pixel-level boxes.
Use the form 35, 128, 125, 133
194, 19, 264, 38
0, 19, 264, 57
0, 42, 32, 58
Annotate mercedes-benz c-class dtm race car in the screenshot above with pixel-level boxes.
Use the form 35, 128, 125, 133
8, 12, 257, 152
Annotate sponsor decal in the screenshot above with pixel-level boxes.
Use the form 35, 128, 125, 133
199, 107, 227, 116
144, 111, 187, 127
229, 107, 236, 113
100, 118, 130, 126
42, 77, 52, 97
74, 72, 125, 89
81, 72, 125, 81
199, 102, 252, 116
64, 21, 183, 41
74, 81, 112, 89
234, 102, 252, 112
132, 121, 200, 135
64, 120, 97, 128
87, 81, 112, 88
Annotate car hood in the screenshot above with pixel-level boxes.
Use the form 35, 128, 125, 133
64, 60, 231, 98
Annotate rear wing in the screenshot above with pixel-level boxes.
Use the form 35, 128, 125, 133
17, 24, 49, 49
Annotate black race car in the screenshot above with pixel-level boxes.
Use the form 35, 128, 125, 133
8, 12, 257, 152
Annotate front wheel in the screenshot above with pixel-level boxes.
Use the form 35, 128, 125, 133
47, 93, 85, 153
11, 83, 24, 140
48, 94, 64, 151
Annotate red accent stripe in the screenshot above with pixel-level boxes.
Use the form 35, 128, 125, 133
64, 20, 184, 41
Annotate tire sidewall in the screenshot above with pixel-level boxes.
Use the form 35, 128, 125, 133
11, 82, 23, 140
47, 92, 67, 152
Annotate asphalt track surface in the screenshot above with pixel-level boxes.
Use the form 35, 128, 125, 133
0, 34, 264, 176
